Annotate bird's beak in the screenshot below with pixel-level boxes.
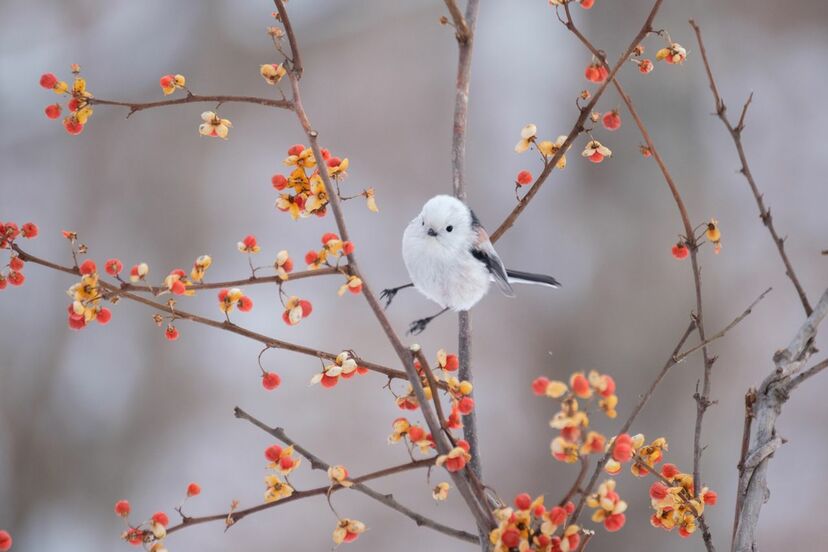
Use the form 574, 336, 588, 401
427, 228, 438, 237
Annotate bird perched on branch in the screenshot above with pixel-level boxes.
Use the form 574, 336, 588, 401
382, 195, 560, 334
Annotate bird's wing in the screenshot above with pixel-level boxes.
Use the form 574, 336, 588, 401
470, 211, 515, 297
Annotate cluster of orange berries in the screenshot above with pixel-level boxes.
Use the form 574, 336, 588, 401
0, 221, 37, 291
272, 144, 377, 220
605, 434, 717, 538
388, 417, 436, 455
309, 351, 369, 388
39, 67, 93, 135
671, 219, 723, 260
533, 371, 617, 464
305, 232, 363, 296
66, 260, 113, 330
490, 493, 581, 552
113, 483, 200, 550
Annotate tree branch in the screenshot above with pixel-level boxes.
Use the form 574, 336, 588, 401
11, 244, 413, 383
233, 407, 480, 544
689, 19, 813, 317
733, 289, 828, 551
272, 0, 496, 533
489, 0, 665, 243
90, 93, 292, 117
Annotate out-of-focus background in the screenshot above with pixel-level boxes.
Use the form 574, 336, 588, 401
1, 1, 827, 550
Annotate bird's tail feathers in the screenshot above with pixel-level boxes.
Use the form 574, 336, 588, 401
505, 269, 561, 288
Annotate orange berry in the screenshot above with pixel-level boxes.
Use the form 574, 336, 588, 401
516, 170, 533, 186
514, 493, 532, 510
45, 103, 62, 119
272, 174, 288, 190
265, 445, 283, 462
671, 242, 689, 260
602, 110, 621, 131
151, 512, 169, 527
187, 482, 201, 497
114, 500, 131, 517
39, 73, 58, 89
96, 307, 112, 325
262, 372, 281, 390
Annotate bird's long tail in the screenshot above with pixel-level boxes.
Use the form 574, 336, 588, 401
505, 269, 561, 288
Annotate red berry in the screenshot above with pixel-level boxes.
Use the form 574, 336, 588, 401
458, 396, 475, 415
165, 326, 180, 341
265, 445, 283, 462
703, 490, 718, 505
114, 500, 131, 517
67, 98, 80, 112
63, 117, 84, 135
588, 151, 604, 163
96, 307, 112, 325
40, 72, 58, 89
407, 426, 425, 442
45, 103, 62, 119
580, 0, 595, 8
326, 156, 342, 167
443, 354, 459, 372
151, 512, 169, 527
187, 483, 201, 497
279, 456, 295, 471
0, 530, 11, 551
125, 528, 143, 545
599, 375, 616, 397
304, 251, 319, 265
79, 259, 97, 274
342, 241, 355, 255
159, 75, 174, 89
21, 222, 38, 239
604, 513, 625, 532
170, 279, 186, 295
7, 271, 24, 286
321, 232, 339, 245
238, 296, 253, 312
299, 300, 312, 317
531, 376, 550, 396
320, 148, 331, 160
321, 374, 338, 388
612, 434, 633, 463
218, 288, 229, 302
9, 257, 24, 271
501, 528, 521, 548
262, 372, 281, 390
671, 243, 689, 260
571, 373, 590, 397
105, 258, 123, 276
287, 144, 305, 156
242, 234, 257, 249
602, 110, 622, 131
548, 505, 567, 525
514, 493, 532, 510
516, 170, 533, 186
564, 501, 575, 514
649, 482, 668, 500
272, 174, 288, 190
457, 439, 470, 452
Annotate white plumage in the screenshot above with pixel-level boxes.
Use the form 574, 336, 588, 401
401, 195, 559, 315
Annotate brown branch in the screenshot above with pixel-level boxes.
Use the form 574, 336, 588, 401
90, 93, 292, 117
689, 20, 813, 317
233, 407, 480, 544
489, 0, 665, 243
11, 244, 412, 383
443, 0, 471, 42
673, 288, 772, 363
120, 266, 340, 295
559, 456, 589, 507
733, 289, 828, 551
571, 319, 695, 524
560, 11, 717, 549
732, 388, 756, 547
272, 0, 496, 533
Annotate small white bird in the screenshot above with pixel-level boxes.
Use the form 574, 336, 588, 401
382, 195, 560, 334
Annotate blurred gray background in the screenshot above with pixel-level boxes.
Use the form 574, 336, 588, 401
1, 1, 827, 550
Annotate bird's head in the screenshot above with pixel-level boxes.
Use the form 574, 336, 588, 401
414, 195, 473, 251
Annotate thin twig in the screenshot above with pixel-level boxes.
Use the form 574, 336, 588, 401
12, 244, 413, 383
489, 0, 665, 243
689, 19, 812, 317
272, 0, 496, 533
233, 407, 480, 544
90, 94, 292, 117
443, 0, 471, 42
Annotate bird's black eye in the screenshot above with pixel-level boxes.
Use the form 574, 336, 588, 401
446, 225, 453, 232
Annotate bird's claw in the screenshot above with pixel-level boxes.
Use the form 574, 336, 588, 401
407, 318, 430, 336
380, 288, 398, 310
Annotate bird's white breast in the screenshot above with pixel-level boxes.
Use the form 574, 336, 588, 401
402, 223, 490, 311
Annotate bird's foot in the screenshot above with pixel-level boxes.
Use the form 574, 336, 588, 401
407, 317, 432, 336
380, 288, 398, 309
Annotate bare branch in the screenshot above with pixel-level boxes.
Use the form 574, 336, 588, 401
233, 407, 480, 544
443, 0, 471, 42
12, 244, 412, 383
90, 94, 292, 116
733, 289, 828, 551
689, 19, 813, 317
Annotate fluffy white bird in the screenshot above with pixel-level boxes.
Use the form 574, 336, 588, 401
382, 195, 560, 334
